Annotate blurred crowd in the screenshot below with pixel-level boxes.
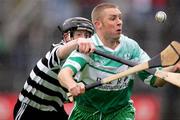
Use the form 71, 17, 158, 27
0, 0, 180, 119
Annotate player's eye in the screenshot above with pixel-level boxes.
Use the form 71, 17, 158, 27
85, 32, 91, 38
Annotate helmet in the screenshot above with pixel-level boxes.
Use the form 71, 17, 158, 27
60, 17, 94, 35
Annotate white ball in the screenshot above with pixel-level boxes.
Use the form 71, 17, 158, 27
155, 11, 167, 23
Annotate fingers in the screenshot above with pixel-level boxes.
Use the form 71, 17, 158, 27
68, 82, 85, 97
77, 82, 85, 93
172, 61, 180, 72
77, 38, 95, 54
89, 41, 96, 53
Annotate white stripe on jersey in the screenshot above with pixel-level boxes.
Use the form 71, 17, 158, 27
144, 75, 154, 85
30, 70, 41, 83
45, 51, 51, 60
63, 59, 82, 71
37, 60, 57, 79
19, 93, 57, 111
72, 51, 90, 62
29, 70, 67, 98
24, 81, 33, 93
50, 45, 60, 67
19, 93, 30, 103
15, 102, 27, 120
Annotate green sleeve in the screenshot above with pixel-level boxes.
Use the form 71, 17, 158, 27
138, 71, 157, 88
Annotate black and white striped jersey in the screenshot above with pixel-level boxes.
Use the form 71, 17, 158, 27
17, 42, 69, 112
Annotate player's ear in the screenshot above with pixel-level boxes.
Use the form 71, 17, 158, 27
94, 20, 101, 29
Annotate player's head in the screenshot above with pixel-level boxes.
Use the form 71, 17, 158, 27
91, 3, 122, 40
59, 17, 95, 43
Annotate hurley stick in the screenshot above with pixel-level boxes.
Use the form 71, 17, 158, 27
93, 49, 156, 75
84, 41, 180, 89
68, 41, 180, 99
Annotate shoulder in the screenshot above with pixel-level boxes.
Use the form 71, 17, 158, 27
120, 34, 140, 48
120, 34, 138, 44
50, 42, 63, 51
90, 34, 103, 47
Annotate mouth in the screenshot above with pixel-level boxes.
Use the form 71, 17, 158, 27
116, 29, 121, 33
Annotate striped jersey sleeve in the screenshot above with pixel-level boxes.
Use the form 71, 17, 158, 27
46, 43, 63, 69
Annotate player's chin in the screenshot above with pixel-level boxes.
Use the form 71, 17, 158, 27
114, 33, 121, 39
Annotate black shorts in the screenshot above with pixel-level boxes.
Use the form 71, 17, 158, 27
13, 100, 68, 120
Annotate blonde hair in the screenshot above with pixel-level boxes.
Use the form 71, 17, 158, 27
91, 3, 119, 23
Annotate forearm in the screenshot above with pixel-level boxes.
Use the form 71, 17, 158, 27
58, 67, 85, 97
57, 38, 95, 59
58, 67, 77, 90
57, 40, 78, 59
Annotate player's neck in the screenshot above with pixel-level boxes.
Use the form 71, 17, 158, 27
102, 38, 120, 50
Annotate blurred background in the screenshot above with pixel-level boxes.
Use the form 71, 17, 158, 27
0, 0, 179, 120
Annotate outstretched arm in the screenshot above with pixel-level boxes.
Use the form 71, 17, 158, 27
57, 38, 95, 59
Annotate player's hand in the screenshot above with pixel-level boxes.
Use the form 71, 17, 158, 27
173, 62, 180, 72
68, 82, 85, 97
77, 38, 95, 54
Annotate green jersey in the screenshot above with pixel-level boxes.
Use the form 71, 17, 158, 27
63, 34, 156, 113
